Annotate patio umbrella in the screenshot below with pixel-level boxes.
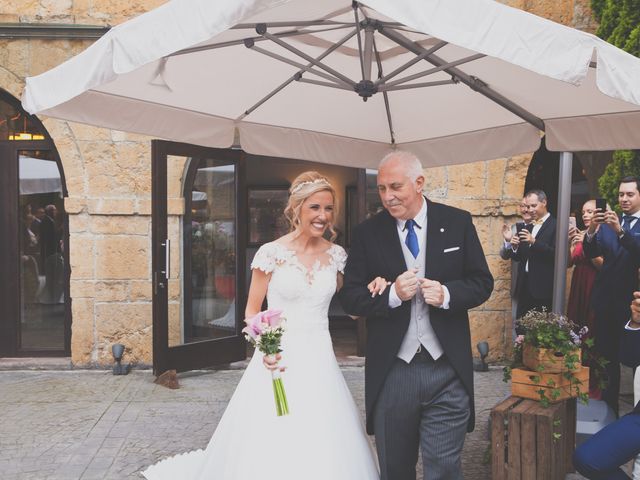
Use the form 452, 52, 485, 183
19, 156, 63, 195
21, 0, 640, 311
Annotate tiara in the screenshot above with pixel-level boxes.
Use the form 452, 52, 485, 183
290, 178, 331, 195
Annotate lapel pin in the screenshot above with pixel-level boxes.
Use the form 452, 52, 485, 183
440, 228, 445, 233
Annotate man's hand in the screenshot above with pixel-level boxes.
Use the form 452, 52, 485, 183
588, 209, 606, 235
420, 278, 445, 307
394, 269, 419, 301
502, 224, 513, 242
510, 234, 520, 249
519, 229, 535, 245
631, 292, 640, 324
604, 210, 622, 235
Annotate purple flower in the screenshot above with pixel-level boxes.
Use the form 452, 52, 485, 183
262, 309, 284, 327
242, 312, 266, 341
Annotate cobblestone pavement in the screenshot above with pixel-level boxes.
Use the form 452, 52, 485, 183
1, 364, 632, 479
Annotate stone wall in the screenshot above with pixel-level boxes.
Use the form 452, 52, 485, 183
422, 154, 534, 361
0, 0, 597, 365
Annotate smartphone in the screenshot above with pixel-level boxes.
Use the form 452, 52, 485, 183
595, 198, 606, 212
515, 222, 526, 234
569, 217, 577, 229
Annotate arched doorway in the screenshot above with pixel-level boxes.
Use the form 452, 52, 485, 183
524, 140, 613, 225
0, 89, 70, 357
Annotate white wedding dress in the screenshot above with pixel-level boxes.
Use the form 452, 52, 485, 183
142, 241, 379, 479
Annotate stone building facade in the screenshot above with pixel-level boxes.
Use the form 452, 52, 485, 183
0, 0, 599, 366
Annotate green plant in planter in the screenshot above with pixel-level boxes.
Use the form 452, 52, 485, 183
503, 309, 608, 408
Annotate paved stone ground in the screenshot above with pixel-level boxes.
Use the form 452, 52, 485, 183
0, 365, 634, 479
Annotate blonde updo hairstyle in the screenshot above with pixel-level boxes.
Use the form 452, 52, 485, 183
284, 171, 338, 241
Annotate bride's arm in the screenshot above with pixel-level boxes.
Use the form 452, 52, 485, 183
245, 268, 270, 318
246, 268, 283, 371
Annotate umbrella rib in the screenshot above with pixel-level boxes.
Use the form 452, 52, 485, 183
237, 28, 358, 121
372, 35, 396, 145
248, 44, 352, 88
232, 20, 351, 29
379, 27, 545, 131
379, 79, 457, 92
375, 40, 448, 86
353, 3, 366, 81
169, 25, 352, 57
260, 29, 357, 87
385, 53, 485, 88
297, 78, 353, 90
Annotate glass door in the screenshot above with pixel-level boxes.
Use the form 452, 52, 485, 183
151, 140, 246, 375
0, 144, 70, 356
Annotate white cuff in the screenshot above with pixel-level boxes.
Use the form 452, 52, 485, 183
439, 286, 451, 309
625, 319, 640, 331
388, 283, 402, 309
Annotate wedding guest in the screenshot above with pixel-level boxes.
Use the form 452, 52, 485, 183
584, 176, 640, 415
510, 189, 556, 320
501, 197, 533, 338
567, 200, 603, 397
568, 200, 602, 330
573, 290, 640, 479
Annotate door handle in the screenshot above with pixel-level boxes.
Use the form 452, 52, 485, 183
162, 239, 170, 279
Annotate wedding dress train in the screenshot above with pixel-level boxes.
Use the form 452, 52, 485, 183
142, 241, 379, 479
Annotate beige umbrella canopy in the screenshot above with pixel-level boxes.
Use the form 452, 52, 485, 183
22, 0, 640, 167
21, 0, 640, 309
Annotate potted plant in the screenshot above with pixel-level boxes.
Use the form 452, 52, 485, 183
504, 309, 606, 407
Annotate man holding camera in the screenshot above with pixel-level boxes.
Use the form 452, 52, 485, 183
501, 197, 534, 336
508, 189, 557, 320
584, 176, 640, 415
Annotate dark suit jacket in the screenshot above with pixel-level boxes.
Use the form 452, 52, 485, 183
512, 216, 556, 301
584, 220, 640, 359
619, 325, 640, 413
40, 215, 58, 260
339, 200, 494, 434
500, 224, 519, 297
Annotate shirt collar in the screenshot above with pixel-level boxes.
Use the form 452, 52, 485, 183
624, 211, 640, 220
396, 196, 427, 230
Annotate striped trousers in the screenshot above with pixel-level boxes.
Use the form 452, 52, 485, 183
373, 351, 470, 480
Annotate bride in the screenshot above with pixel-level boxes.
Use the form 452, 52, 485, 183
142, 171, 380, 479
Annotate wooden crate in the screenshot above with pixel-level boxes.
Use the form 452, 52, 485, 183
511, 366, 589, 402
491, 396, 577, 480
522, 344, 582, 373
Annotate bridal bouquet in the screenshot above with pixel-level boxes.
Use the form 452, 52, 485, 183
242, 309, 290, 416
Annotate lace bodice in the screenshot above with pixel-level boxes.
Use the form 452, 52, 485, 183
251, 242, 346, 333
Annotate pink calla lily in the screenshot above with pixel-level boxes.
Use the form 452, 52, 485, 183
262, 309, 284, 327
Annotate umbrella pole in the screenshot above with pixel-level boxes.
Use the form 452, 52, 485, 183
552, 152, 573, 314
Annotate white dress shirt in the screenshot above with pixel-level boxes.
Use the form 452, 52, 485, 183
524, 212, 550, 273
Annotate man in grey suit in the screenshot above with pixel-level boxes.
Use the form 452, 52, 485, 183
340, 151, 493, 480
